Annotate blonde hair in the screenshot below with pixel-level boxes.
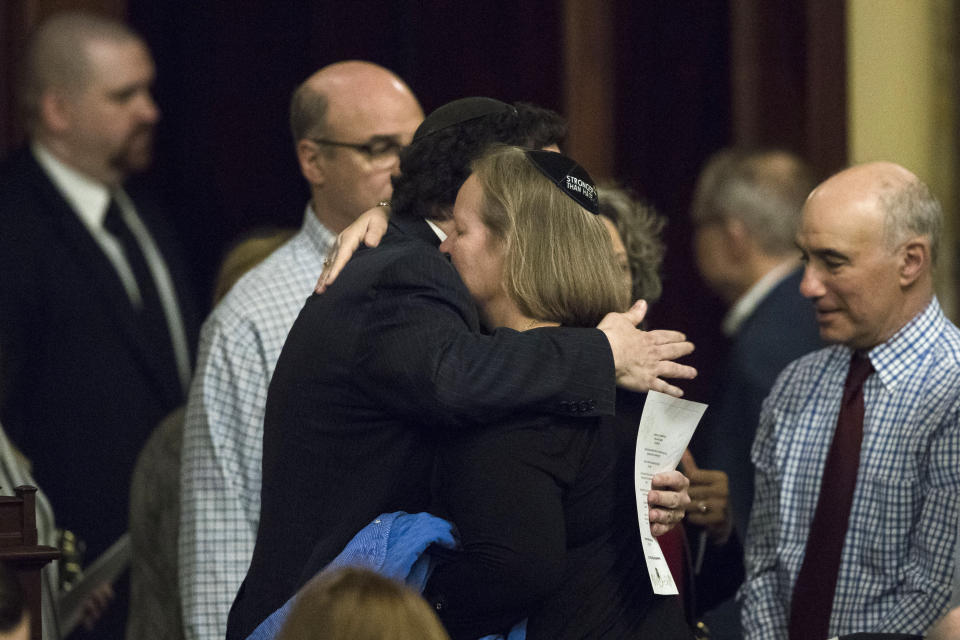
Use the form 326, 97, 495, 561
277, 567, 450, 640
472, 146, 630, 327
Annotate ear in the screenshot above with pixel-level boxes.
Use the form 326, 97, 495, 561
296, 139, 325, 186
39, 90, 72, 134
898, 237, 930, 286
722, 216, 750, 259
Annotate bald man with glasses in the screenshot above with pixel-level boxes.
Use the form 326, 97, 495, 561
178, 60, 423, 640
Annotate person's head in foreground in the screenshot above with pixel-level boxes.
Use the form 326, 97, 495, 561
276, 567, 450, 640
0, 562, 28, 640
439, 145, 630, 330
797, 161, 940, 350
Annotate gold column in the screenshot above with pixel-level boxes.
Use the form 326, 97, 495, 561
847, 0, 958, 319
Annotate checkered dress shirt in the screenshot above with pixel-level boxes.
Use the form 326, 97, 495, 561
741, 297, 960, 638
179, 207, 334, 640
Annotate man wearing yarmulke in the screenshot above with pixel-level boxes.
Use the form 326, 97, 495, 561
226, 98, 698, 639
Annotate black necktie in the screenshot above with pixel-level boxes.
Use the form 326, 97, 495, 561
102, 198, 169, 343
789, 352, 874, 640
103, 199, 159, 311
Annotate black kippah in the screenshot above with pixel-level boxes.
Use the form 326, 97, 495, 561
525, 150, 599, 214
413, 97, 517, 142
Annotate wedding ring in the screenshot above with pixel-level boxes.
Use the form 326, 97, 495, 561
699, 501, 709, 514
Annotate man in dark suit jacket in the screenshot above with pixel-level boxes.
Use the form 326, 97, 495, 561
0, 13, 196, 638
688, 149, 822, 639
690, 148, 822, 536
227, 98, 698, 639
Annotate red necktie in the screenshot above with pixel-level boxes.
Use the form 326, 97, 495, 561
788, 352, 873, 640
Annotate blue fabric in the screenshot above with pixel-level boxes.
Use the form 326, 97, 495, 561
246, 511, 525, 640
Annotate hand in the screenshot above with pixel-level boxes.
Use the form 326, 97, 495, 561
81, 581, 114, 630
648, 469, 691, 536
598, 300, 697, 397
681, 449, 733, 544
315, 204, 390, 293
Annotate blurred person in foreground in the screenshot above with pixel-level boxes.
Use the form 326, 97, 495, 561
277, 567, 450, 640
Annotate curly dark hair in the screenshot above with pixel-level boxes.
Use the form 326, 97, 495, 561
513, 101, 567, 150
391, 101, 566, 221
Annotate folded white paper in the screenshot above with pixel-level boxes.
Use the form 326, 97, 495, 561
634, 391, 707, 595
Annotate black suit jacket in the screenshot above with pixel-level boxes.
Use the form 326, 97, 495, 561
227, 216, 616, 639
693, 268, 822, 537
0, 148, 198, 560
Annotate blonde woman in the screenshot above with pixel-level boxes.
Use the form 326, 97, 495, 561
423, 146, 692, 640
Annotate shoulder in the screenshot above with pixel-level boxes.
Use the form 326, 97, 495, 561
0, 150, 53, 230
739, 273, 820, 347
333, 230, 464, 296
931, 319, 960, 371
209, 235, 315, 328
0, 156, 55, 281
909, 319, 960, 406
765, 346, 842, 409
0, 148, 43, 192
734, 297, 822, 385
879, 305, 960, 395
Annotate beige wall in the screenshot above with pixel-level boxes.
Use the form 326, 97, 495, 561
847, 0, 958, 319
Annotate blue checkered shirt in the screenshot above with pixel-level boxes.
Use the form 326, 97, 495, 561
741, 297, 960, 638
179, 207, 334, 640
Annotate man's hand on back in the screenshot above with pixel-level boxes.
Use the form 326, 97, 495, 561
598, 300, 696, 396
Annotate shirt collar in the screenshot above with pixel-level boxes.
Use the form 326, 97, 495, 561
302, 203, 338, 255
723, 259, 800, 336
864, 296, 944, 391
32, 141, 111, 228
425, 219, 447, 242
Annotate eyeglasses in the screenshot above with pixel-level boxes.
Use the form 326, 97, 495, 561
310, 137, 405, 168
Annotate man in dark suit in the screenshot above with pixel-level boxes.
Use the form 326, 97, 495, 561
0, 12, 196, 638
690, 148, 822, 536
687, 148, 822, 639
227, 98, 698, 639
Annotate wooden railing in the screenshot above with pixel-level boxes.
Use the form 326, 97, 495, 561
0, 485, 59, 640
